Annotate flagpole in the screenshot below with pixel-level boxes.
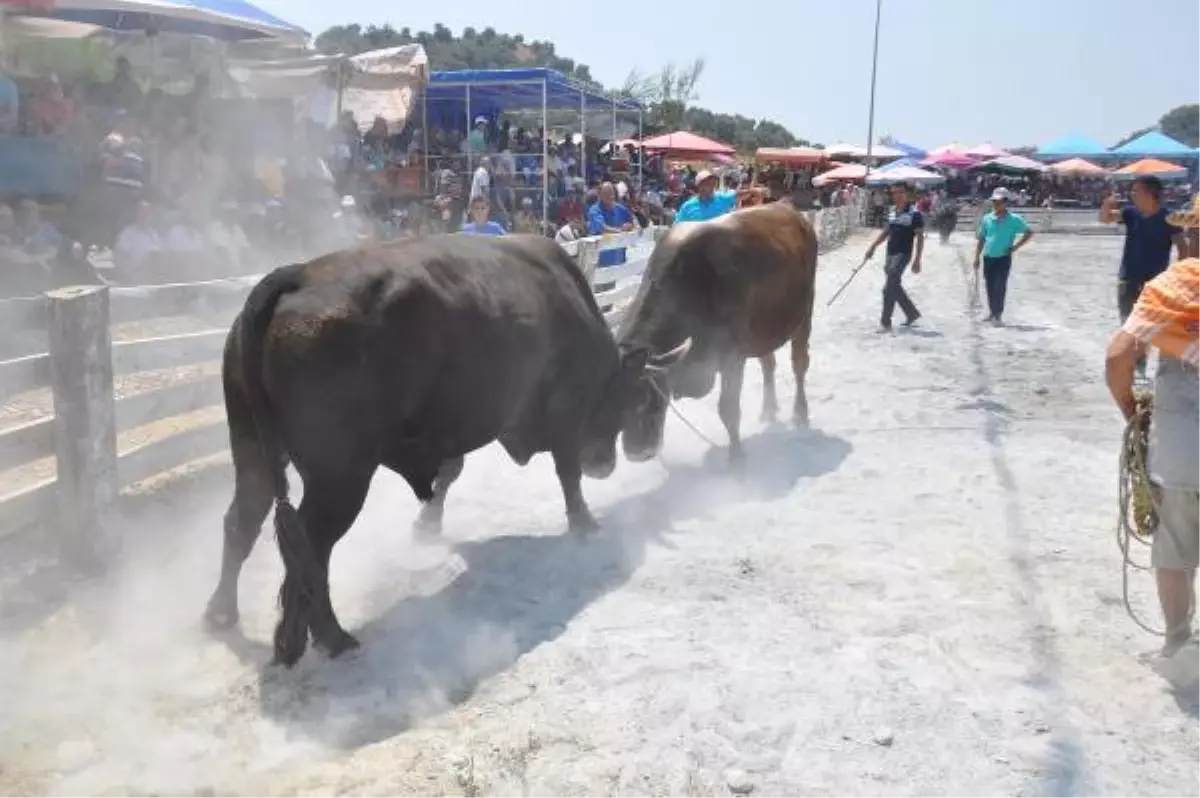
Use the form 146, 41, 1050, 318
864, 0, 882, 181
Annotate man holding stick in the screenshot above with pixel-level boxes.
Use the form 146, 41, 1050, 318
864, 182, 923, 332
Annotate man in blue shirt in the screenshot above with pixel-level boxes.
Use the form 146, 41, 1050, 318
864, 182, 924, 331
587, 181, 635, 268
973, 187, 1034, 324
674, 170, 768, 223
460, 196, 507, 236
1099, 176, 1186, 322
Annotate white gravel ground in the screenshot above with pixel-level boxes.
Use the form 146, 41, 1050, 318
1, 230, 1196, 797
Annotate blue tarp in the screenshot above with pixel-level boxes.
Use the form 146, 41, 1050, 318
425, 68, 640, 131
1109, 130, 1198, 160
1035, 133, 1112, 160
0, 136, 80, 197
36, 0, 306, 42
891, 141, 926, 158
878, 156, 921, 171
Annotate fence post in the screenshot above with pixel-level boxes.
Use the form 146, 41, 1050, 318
47, 284, 119, 568
575, 238, 599, 285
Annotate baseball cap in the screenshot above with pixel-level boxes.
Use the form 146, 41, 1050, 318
990, 187, 1011, 202
695, 169, 716, 185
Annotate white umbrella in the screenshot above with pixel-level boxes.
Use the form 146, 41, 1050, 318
865, 165, 945, 186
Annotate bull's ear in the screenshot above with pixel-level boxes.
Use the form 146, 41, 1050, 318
646, 337, 692, 373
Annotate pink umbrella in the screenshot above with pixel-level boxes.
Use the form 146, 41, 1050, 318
965, 142, 1011, 159
920, 152, 979, 169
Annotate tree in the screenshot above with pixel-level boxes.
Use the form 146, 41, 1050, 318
1160, 104, 1199, 147
1113, 125, 1153, 149
312, 23, 807, 151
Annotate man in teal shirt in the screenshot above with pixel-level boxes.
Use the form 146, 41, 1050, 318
974, 187, 1034, 324
674, 170, 766, 223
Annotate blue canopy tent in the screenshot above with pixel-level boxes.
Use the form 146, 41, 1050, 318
424, 67, 643, 225
28, 0, 307, 42
1034, 133, 1112, 162
1109, 130, 1198, 160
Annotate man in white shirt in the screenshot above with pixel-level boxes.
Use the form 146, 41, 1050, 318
471, 157, 492, 202
114, 200, 162, 274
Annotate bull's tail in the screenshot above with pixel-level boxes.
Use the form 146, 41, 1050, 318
237, 264, 316, 663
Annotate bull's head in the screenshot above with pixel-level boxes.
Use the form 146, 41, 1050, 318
618, 338, 699, 463
579, 339, 692, 477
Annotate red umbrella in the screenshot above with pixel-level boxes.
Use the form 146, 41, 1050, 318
640, 130, 735, 156
920, 151, 979, 169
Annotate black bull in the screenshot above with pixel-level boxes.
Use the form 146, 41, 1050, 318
203, 235, 688, 666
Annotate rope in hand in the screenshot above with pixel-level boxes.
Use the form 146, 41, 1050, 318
1116, 387, 1163, 637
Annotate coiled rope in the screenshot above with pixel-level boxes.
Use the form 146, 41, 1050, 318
1116, 387, 1163, 636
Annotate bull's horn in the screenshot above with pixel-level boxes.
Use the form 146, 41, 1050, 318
646, 337, 692, 372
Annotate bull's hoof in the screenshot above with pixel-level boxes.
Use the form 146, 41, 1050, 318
203, 599, 239, 632
412, 510, 443, 541
760, 407, 779, 425
727, 446, 747, 473
316, 628, 361, 659
568, 510, 601, 535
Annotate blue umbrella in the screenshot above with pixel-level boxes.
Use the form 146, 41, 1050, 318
36, 0, 306, 42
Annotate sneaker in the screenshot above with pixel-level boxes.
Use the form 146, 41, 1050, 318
876, 323, 893, 334
902, 313, 921, 327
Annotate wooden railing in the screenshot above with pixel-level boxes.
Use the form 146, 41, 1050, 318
0, 201, 864, 561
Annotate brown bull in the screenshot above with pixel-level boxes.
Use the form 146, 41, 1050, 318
617, 201, 818, 461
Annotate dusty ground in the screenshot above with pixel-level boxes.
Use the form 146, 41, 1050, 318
0, 230, 1196, 797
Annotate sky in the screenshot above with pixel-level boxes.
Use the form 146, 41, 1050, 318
257, 0, 1200, 149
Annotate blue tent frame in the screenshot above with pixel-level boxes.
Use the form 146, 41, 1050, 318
423, 68, 643, 225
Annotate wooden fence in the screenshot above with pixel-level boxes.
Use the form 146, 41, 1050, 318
0, 203, 861, 562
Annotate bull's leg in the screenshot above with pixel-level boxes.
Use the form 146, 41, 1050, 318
204, 430, 275, 631
413, 456, 465, 538
790, 307, 814, 427
272, 468, 371, 666
301, 471, 373, 659
759, 352, 779, 424
718, 354, 747, 463
552, 447, 599, 534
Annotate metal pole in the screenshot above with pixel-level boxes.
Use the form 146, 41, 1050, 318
637, 106, 643, 189
580, 89, 586, 191
542, 78, 549, 229
465, 84, 471, 175
864, 0, 882, 183
422, 82, 429, 193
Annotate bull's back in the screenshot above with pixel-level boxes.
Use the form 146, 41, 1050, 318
707, 204, 818, 355
261, 236, 614, 455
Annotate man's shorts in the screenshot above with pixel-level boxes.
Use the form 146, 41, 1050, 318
1151, 486, 1200, 570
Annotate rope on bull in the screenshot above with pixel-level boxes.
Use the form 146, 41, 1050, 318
1116, 386, 1163, 637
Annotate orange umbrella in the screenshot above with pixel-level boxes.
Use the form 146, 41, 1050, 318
1048, 157, 1107, 176
1114, 158, 1187, 178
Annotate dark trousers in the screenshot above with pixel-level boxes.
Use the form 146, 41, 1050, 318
881, 252, 919, 327
1118, 277, 1150, 375
982, 255, 1012, 319
1117, 277, 1148, 323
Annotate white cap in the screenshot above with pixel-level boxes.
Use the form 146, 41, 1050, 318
474, 115, 488, 125
990, 187, 1011, 202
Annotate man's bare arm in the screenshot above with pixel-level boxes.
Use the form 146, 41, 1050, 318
1105, 329, 1143, 420
1099, 193, 1122, 224
1172, 231, 1187, 261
